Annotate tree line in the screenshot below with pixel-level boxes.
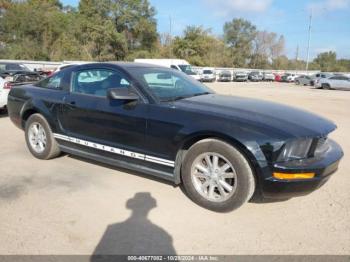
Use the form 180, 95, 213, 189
1, 0, 349, 72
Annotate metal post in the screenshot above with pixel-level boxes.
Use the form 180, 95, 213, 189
306, 10, 313, 71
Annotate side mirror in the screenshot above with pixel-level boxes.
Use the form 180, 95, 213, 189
107, 88, 139, 101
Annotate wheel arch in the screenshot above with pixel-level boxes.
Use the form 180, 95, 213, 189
20, 100, 56, 130
173, 131, 265, 186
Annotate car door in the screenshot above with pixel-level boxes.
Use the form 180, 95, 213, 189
338, 76, 349, 88
59, 67, 147, 153
345, 77, 350, 89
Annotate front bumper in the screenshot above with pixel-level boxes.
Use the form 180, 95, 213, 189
261, 139, 343, 199
201, 77, 215, 82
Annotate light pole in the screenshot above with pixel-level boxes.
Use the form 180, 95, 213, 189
306, 9, 313, 71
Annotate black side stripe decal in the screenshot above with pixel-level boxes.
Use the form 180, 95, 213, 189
53, 133, 175, 167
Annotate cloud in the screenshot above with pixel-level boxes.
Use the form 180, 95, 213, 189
307, 0, 350, 14
203, 0, 273, 16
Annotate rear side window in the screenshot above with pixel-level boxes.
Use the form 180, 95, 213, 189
72, 69, 130, 97
37, 72, 64, 89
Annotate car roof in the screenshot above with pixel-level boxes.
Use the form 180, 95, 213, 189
107, 62, 166, 69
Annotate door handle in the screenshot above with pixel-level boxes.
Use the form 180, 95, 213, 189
65, 100, 76, 108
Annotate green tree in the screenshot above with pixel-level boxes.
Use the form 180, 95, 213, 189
312, 51, 337, 72
78, 0, 128, 60
172, 26, 231, 66
223, 18, 257, 67
113, 0, 158, 52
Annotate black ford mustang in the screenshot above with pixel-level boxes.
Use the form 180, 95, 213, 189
7, 63, 343, 212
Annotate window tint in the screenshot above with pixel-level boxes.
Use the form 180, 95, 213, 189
72, 69, 130, 97
37, 72, 64, 89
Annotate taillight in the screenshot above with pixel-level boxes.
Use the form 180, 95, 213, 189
3, 82, 12, 89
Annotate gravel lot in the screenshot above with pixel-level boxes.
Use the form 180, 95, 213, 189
0, 82, 349, 255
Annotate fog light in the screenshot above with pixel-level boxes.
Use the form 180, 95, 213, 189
273, 172, 315, 180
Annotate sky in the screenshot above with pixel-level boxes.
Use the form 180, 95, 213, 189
61, 0, 350, 60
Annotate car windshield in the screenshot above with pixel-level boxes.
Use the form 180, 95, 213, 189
132, 67, 212, 102
203, 70, 213, 74
178, 64, 197, 75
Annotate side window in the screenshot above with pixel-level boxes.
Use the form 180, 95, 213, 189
171, 65, 179, 70
37, 72, 64, 89
72, 69, 130, 97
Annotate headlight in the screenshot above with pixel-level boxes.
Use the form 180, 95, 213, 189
277, 138, 313, 162
314, 137, 330, 156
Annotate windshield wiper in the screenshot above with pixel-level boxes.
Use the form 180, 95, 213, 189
191, 92, 211, 97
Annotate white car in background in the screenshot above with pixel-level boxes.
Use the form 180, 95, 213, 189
134, 59, 201, 81
201, 68, 216, 82
0, 77, 11, 110
263, 72, 275, 81
318, 75, 350, 90
313, 73, 334, 88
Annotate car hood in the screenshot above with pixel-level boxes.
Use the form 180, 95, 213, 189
173, 94, 336, 138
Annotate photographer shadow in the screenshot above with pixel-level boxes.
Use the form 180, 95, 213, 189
91, 192, 176, 261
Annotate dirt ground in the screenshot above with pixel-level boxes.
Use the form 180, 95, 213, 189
0, 82, 349, 255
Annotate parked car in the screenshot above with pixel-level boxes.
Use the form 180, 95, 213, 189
0, 77, 10, 110
274, 73, 282, 82
248, 71, 263, 82
35, 68, 54, 77
234, 72, 248, 82
134, 59, 201, 81
217, 71, 232, 82
263, 72, 275, 82
295, 75, 314, 86
7, 63, 343, 212
201, 68, 216, 82
0, 72, 43, 110
0, 62, 39, 79
313, 73, 334, 88
318, 75, 350, 90
281, 73, 297, 82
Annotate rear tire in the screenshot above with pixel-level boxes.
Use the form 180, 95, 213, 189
25, 113, 61, 160
181, 139, 255, 212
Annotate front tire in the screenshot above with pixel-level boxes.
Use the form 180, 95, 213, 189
181, 139, 255, 212
322, 83, 331, 90
25, 113, 61, 160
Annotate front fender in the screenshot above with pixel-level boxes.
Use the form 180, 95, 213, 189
172, 121, 280, 184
